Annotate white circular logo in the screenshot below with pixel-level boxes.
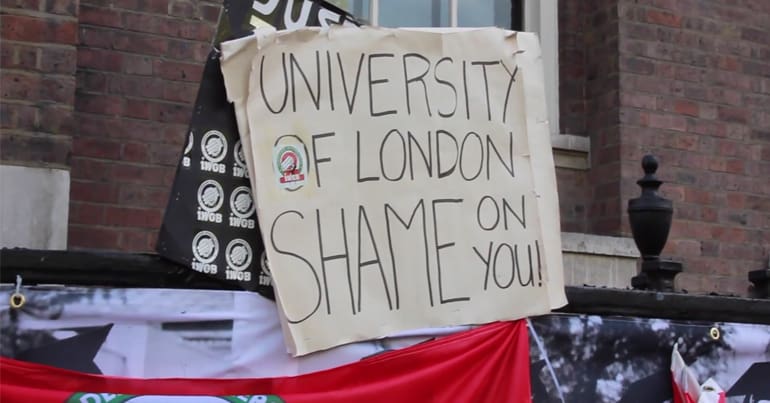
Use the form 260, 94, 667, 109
260, 250, 271, 276
234, 140, 247, 169
192, 231, 219, 264
226, 239, 252, 271
184, 132, 194, 155
197, 180, 224, 212
201, 130, 227, 162
229, 186, 255, 218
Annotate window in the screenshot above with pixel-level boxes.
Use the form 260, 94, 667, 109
328, 0, 586, 168
329, 1, 563, 138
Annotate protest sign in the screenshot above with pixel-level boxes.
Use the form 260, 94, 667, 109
224, 27, 566, 355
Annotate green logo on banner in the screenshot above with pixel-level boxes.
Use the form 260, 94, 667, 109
66, 393, 285, 403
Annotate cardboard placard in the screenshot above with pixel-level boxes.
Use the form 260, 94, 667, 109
223, 27, 566, 355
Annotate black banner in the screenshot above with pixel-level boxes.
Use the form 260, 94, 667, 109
156, 0, 360, 299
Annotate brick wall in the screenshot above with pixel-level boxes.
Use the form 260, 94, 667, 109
3, 0, 768, 296
1, 0, 79, 167
585, 0, 623, 236
68, 0, 220, 251
615, 0, 769, 295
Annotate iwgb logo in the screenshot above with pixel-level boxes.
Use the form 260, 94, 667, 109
273, 140, 307, 191
66, 393, 284, 402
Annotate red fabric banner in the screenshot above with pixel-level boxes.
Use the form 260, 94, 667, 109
1, 321, 531, 403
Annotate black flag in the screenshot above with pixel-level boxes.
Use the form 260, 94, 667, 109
156, 1, 360, 300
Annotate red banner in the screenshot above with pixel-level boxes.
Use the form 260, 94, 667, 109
1, 321, 530, 403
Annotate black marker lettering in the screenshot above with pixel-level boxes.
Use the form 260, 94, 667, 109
431, 199, 469, 304
384, 200, 428, 308
356, 131, 379, 183
368, 53, 397, 117
270, 210, 320, 324
290, 51, 321, 112
407, 130, 433, 180
476, 195, 500, 231
493, 242, 515, 289
326, 51, 335, 111
402, 53, 432, 117
502, 64, 518, 124
316, 208, 356, 315
311, 132, 334, 188
379, 129, 406, 181
337, 52, 365, 114
459, 131, 484, 181
471, 61, 498, 121
472, 242, 493, 290
260, 54, 289, 114
434, 57, 457, 118
486, 132, 515, 179
502, 194, 526, 229
519, 244, 535, 287
436, 129, 458, 179
357, 206, 393, 312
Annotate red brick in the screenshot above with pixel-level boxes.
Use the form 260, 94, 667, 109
0, 132, 71, 166
201, 4, 221, 23
73, 137, 122, 159
79, 26, 115, 49
648, 112, 687, 131
68, 226, 121, 250
77, 48, 123, 72
70, 180, 120, 204
71, 158, 114, 182
112, 31, 169, 56
118, 184, 169, 208
118, 230, 151, 252
39, 46, 77, 74
103, 206, 162, 229
1, 72, 41, 100
718, 106, 749, 123
673, 99, 699, 117
44, 0, 77, 16
152, 102, 192, 124
0, 14, 77, 44
79, 4, 122, 27
40, 76, 75, 103
111, 163, 167, 186
152, 59, 203, 82
170, 0, 195, 19
69, 202, 106, 225
122, 55, 154, 75
75, 92, 123, 116
121, 142, 148, 162
123, 98, 152, 119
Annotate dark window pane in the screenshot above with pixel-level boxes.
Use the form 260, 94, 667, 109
378, 0, 450, 28
458, 0, 514, 29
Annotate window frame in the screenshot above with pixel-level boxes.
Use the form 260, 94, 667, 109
361, 0, 588, 168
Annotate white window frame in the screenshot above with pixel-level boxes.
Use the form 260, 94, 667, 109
366, 1, 556, 132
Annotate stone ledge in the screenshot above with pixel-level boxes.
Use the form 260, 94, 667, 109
552, 133, 590, 170
562, 232, 639, 258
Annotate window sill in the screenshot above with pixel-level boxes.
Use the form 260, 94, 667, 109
552, 133, 590, 170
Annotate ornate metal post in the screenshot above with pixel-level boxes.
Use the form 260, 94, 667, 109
628, 155, 682, 292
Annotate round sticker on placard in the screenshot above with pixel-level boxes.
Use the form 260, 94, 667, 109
273, 139, 307, 191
